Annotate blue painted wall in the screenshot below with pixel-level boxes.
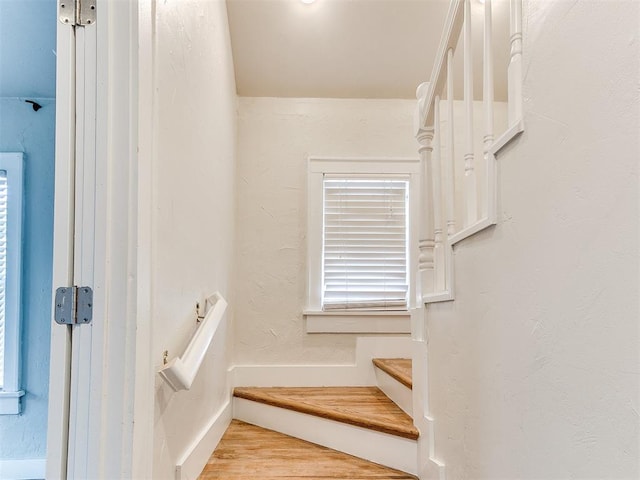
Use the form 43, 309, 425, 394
0, 0, 57, 98
0, 0, 57, 461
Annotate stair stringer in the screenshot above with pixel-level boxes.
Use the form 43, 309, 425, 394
233, 396, 418, 475
412, 320, 447, 480
374, 366, 413, 416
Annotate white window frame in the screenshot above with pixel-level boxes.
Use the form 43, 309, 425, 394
305, 156, 420, 334
0, 152, 24, 415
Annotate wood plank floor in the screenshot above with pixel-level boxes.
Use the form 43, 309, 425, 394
198, 420, 417, 479
372, 359, 412, 389
233, 386, 418, 440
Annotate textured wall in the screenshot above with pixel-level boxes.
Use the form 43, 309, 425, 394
0, 100, 54, 461
150, 1, 237, 478
0, 0, 56, 463
234, 97, 417, 365
425, 1, 639, 479
0, 0, 56, 98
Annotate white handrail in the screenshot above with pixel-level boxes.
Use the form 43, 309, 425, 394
416, 0, 524, 302
158, 292, 228, 392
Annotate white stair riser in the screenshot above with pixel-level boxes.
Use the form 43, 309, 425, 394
233, 397, 418, 476
374, 368, 413, 417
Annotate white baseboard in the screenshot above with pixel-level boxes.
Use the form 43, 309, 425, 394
175, 400, 232, 480
231, 336, 412, 387
305, 311, 411, 333
231, 363, 368, 386
0, 459, 46, 480
234, 397, 418, 475
419, 455, 446, 480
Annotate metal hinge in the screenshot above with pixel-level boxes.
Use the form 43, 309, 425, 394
59, 0, 96, 27
54, 286, 94, 325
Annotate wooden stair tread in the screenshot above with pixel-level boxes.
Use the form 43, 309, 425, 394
199, 419, 417, 479
372, 358, 412, 389
233, 386, 419, 440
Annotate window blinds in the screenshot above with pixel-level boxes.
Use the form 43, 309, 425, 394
322, 176, 409, 311
0, 171, 7, 388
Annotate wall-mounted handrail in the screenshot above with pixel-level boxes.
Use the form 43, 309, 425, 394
158, 292, 228, 392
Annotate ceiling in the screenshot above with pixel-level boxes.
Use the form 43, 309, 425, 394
226, 0, 510, 100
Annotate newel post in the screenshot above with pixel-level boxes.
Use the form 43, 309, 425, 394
415, 82, 435, 299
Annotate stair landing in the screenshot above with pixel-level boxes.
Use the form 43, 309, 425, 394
233, 386, 418, 440
198, 419, 417, 479
372, 358, 412, 389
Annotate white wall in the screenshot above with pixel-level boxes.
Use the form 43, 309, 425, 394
150, 1, 237, 477
234, 98, 417, 365
426, 1, 639, 479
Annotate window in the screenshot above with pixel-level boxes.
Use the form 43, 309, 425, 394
305, 157, 420, 333
322, 176, 409, 311
0, 153, 24, 415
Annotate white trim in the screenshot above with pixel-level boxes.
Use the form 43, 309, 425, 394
412, 338, 447, 480
0, 390, 24, 415
46, 1, 76, 474
305, 311, 411, 334
0, 459, 46, 480
132, 0, 155, 477
422, 291, 454, 303
309, 156, 422, 167
449, 217, 494, 245
0, 153, 24, 409
233, 397, 418, 475
175, 400, 232, 480
64, 1, 140, 478
491, 118, 525, 156
306, 157, 421, 330
232, 364, 372, 387
232, 336, 411, 387
66, 21, 99, 476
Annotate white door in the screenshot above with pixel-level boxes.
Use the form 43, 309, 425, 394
46, 2, 97, 477
46, 1, 141, 478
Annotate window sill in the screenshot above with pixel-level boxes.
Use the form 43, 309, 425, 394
0, 390, 25, 415
303, 310, 411, 334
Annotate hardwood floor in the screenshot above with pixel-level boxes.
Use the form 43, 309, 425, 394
372, 358, 412, 389
198, 420, 417, 480
233, 386, 419, 440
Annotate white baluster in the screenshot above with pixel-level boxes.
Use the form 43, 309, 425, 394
484, 0, 494, 151
415, 83, 435, 297
432, 97, 445, 292
508, 0, 523, 124
463, 0, 478, 226
445, 48, 456, 237
483, 0, 495, 220
417, 126, 435, 297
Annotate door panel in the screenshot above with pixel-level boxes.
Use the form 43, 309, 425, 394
66, 19, 98, 479
48, 1, 140, 477
45, 8, 75, 479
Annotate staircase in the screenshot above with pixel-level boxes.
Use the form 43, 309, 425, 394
199, 358, 417, 478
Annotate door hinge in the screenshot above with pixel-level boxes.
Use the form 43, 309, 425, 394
59, 0, 96, 27
54, 286, 94, 325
